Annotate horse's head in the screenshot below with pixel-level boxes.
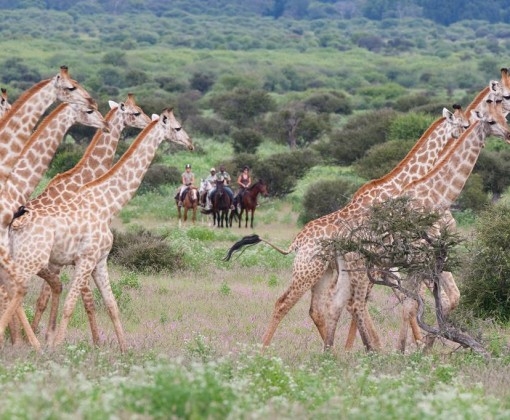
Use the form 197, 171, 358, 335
257, 179, 269, 197
199, 179, 211, 194
189, 187, 198, 202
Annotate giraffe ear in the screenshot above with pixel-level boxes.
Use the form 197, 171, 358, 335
490, 80, 500, 93
151, 114, 160, 121
442, 108, 453, 120
108, 100, 119, 110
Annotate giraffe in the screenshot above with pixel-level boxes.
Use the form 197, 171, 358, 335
28, 94, 152, 341
5, 108, 192, 351
333, 96, 510, 352
0, 99, 107, 345
223, 94, 510, 352
0, 66, 95, 187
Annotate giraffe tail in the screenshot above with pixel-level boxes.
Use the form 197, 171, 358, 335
223, 234, 291, 261
223, 235, 263, 261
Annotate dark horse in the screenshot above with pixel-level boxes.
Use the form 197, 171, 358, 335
212, 180, 233, 228
177, 187, 198, 224
234, 179, 269, 229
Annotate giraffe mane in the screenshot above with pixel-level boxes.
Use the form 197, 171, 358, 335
351, 116, 447, 199
0, 78, 51, 125
16, 102, 69, 157
466, 86, 490, 112
82, 118, 158, 189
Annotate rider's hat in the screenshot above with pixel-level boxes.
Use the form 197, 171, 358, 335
185, 164, 191, 168
210, 167, 216, 172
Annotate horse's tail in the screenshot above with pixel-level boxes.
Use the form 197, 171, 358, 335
223, 234, 291, 261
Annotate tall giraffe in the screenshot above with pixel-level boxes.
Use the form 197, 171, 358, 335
0, 99, 107, 344
334, 97, 510, 351
0, 66, 95, 187
224, 95, 510, 351
29, 94, 152, 341
6, 108, 192, 351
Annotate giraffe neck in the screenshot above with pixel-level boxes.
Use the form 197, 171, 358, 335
31, 107, 125, 205
404, 121, 489, 210
0, 79, 57, 185
80, 119, 164, 217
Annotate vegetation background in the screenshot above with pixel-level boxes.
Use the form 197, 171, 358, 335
1, 0, 510, 418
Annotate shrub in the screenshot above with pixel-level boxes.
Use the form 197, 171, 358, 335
303, 91, 353, 115
256, 150, 319, 197
474, 149, 510, 197
110, 228, 185, 273
455, 173, 490, 212
460, 202, 510, 321
298, 178, 361, 224
388, 112, 435, 141
316, 108, 398, 165
353, 139, 415, 180
187, 115, 231, 137
231, 128, 263, 154
47, 143, 86, 178
139, 164, 180, 194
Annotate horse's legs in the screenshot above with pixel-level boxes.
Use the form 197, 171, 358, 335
250, 209, 255, 229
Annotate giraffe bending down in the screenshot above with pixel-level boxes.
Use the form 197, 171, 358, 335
0, 99, 108, 344
28, 94, 151, 342
223, 96, 510, 351
6, 109, 192, 351
0, 66, 95, 186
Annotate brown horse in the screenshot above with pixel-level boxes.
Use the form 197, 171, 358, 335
234, 179, 269, 228
211, 180, 235, 228
177, 186, 199, 224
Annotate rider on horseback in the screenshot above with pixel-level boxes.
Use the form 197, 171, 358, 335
234, 165, 251, 211
203, 167, 217, 209
206, 164, 235, 210
175, 163, 195, 207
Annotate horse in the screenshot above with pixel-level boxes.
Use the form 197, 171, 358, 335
211, 180, 233, 228
177, 186, 199, 224
199, 178, 213, 208
234, 179, 269, 229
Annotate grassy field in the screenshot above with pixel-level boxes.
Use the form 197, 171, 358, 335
1, 191, 510, 419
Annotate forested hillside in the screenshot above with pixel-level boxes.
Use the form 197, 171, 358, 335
0, 0, 509, 25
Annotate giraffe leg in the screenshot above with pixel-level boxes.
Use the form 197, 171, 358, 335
91, 258, 127, 352
309, 268, 334, 345
31, 281, 51, 334
36, 268, 63, 343
52, 261, 96, 348
262, 258, 325, 348
79, 278, 100, 346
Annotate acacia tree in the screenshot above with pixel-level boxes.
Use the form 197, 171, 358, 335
327, 197, 490, 359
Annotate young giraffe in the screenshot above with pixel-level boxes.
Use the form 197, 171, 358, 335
0, 99, 107, 344
28, 94, 152, 342
6, 108, 192, 351
0, 66, 95, 350
224, 89, 509, 351
333, 97, 510, 351
0, 66, 95, 187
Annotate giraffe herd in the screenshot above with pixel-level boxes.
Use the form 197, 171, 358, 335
225, 68, 510, 354
1, 65, 509, 355
0, 66, 192, 352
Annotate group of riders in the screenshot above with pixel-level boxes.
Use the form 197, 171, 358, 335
175, 163, 252, 212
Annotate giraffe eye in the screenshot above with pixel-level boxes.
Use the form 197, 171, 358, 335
175, 127, 182, 132
488, 120, 496, 125
86, 109, 94, 114
66, 86, 77, 92
133, 112, 141, 117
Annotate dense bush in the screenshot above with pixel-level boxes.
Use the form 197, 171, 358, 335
298, 178, 361, 224
47, 143, 86, 179
255, 149, 319, 197
353, 139, 415, 180
303, 91, 353, 115
387, 112, 435, 141
231, 128, 263, 154
474, 149, 510, 197
110, 228, 185, 273
460, 202, 510, 321
316, 108, 398, 165
455, 173, 490, 212
139, 164, 180, 194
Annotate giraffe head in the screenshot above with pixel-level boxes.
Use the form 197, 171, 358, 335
108, 93, 151, 129
470, 96, 510, 142
72, 98, 110, 133
153, 108, 194, 150
442, 104, 470, 139
499, 67, 510, 115
53, 65, 96, 107
0, 88, 11, 118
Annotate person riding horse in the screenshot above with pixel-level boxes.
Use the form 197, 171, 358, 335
175, 163, 195, 207
206, 164, 234, 211
234, 165, 252, 210
201, 167, 217, 209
